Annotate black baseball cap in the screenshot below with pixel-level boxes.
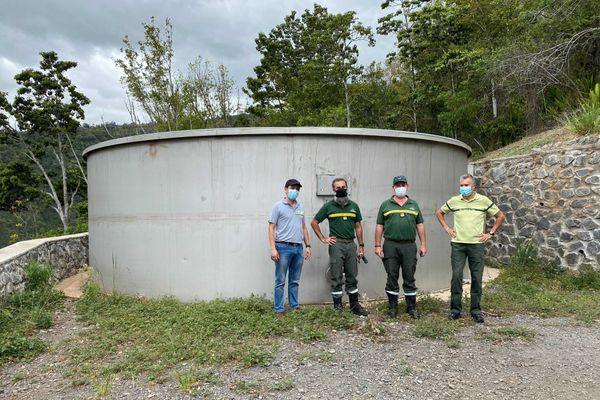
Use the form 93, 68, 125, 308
285, 178, 302, 188
393, 175, 408, 184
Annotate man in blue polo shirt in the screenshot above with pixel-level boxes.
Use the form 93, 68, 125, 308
268, 178, 311, 316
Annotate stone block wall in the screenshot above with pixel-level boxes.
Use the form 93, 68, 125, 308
0, 233, 88, 296
471, 135, 599, 269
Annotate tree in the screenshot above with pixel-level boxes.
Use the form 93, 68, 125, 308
0, 161, 39, 212
116, 17, 180, 131
116, 17, 238, 131
245, 4, 374, 127
378, 0, 427, 131
180, 58, 237, 129
0, 51, 89, 232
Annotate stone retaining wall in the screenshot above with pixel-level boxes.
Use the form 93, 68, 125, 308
471, 135, 599, 269
0, 233, 88, 296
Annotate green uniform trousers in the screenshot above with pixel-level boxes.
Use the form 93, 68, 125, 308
328, 238, 358, 298
382, 240, 417, 295
450, 242, 485, 314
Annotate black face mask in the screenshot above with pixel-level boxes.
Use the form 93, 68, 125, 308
335, 188, 348, 198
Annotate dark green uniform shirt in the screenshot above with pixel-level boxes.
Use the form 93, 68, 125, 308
314, 200, 362, 239
376, 197, 424, 241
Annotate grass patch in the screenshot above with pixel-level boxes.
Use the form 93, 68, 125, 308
270, 378, 294, 391
233, 379, 260, 394
484, 244, 600, 323
474, 127, 579, 161
412, 315, 461, 340
69, 285, 355, 379
297, 350, 335, 363
477, 326, 537, 344
0, 262, 64, 365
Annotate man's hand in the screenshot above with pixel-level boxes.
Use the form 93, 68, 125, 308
304, 246, 311, 260
445, 227, 456, 238
419, 244, 427, 257
270, 249, 279, 262
357, 245, 364, 258
322, 236, 336, 245
375, 247, 384, 258
479, 233, 493, 243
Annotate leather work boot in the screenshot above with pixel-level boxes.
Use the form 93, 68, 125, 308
471, 313, 485, 323
333, 296, 343, 313
349, 293, 369, 316
405, 295, 420, 319
387, 293, 398, 318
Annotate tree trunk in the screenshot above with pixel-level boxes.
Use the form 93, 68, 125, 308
344, 80, 351, 128
491, 79, 498, 119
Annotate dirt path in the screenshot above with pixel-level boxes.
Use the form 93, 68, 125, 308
1, 299, 599, 400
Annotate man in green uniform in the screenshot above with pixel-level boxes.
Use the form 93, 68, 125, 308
375, 175, 427, 319
435, 174, 505, 323
311, 178, 368, 316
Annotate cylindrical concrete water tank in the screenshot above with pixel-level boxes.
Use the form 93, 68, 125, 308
84, 127, 471, 302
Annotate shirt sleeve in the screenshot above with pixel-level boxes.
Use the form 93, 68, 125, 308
354, 203, 363, 222
268, 203, 279, 224
314, 203, 328, 222
487, 202, 500, 217
376, 203, 385, 225
416, 209, 424, 224
440, 199, 452, 214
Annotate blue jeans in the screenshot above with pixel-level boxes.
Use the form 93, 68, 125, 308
274, 243, 304, 312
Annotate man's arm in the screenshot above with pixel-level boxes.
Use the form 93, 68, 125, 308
311, 218, 336, 245
374, 224, 384, 258
480, 210, 506, 243
302, 221, 312, 260
268, 223, 279, 261
355, 221, 364, 257
416, 223, 427, 257
435, 208, 456, 238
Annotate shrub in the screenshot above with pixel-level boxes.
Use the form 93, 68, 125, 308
567, 83, 600, 135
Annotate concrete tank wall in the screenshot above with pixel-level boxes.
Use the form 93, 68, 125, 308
84, 127, 471, 302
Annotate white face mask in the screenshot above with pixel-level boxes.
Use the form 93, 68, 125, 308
394, 187, 407, 197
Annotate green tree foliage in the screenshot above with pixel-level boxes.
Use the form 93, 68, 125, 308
377, 0, 599, 152
245, 4, 374, 127
0, 51, 89, 232
116, 17, 238, 132
0, 161, 39, 212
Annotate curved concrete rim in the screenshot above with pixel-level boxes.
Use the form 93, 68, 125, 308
83, 127, 472, 158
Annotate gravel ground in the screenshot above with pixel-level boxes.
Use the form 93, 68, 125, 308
1, 300, 599, 400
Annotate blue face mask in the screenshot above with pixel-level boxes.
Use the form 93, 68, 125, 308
459, 186, 473, 197
287, 189, 299, 200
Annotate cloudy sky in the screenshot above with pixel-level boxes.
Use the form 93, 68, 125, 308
0, 0, 396, 125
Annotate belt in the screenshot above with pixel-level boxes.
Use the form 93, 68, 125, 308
333, 237, 355, 243
275, 241, 303, 247
386, 239, 415, 244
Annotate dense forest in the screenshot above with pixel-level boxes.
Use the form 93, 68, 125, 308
1, 0, 599, 247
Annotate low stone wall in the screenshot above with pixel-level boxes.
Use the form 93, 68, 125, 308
471, 135, 599, 269
0, 233, 88, 296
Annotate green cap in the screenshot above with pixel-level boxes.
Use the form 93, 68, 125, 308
393, 175, 407, 184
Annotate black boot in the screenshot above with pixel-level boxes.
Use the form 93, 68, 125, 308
349, 293, 369, 316
387, 293, 398, 318
405, 295, 419, 319
333, 296, 343, 312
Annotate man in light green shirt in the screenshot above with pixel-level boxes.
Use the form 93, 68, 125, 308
435, 174, 505, 323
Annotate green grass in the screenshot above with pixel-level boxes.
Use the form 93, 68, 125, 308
0, 262, 64, 364
484, 246, 600, 323
297, 350, 335, 363
412, 316, 461, 339
477, 326, 537, 343
270, 378, 294, 391
473, 127, 579, 161
68, 285, 355, 380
